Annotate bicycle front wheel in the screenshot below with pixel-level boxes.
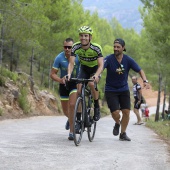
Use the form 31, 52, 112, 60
87, 108, 97, 142
73, 97, 85, 146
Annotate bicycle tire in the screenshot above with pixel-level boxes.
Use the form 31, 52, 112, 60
87, 107, 97, 142
73, 97, 85, 146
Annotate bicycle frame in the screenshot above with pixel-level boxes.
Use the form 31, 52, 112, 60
69, 78, 96, 146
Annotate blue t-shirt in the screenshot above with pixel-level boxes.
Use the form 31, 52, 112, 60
52, 51, 80, 78
104, 54, 141, 92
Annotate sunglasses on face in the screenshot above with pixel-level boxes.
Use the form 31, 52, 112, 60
63, 46, 72, 49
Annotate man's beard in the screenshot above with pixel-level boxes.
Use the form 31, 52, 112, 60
114, 51, 121, 56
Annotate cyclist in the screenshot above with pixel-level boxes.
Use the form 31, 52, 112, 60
67, 26, 103, 121
104, 38, 149, 141
50, 38, 80, 140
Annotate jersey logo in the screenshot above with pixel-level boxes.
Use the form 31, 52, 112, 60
116, 64, 125, 74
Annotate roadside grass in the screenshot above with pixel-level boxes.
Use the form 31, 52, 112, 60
145, 114, 170, 140
0, 108, 3, 116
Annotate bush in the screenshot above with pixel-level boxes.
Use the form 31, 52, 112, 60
0, 108, 3, 116
18, 87, 31, 114
0, 67, 18, 82
0, 75, 5, 86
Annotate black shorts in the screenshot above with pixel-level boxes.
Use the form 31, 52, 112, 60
59, 82, 77, 100
105, 90, 131, 113
78, 65, 98, 79
134, 97, 141, 109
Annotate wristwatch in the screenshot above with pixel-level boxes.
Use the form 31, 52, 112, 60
143, 80, 149, 83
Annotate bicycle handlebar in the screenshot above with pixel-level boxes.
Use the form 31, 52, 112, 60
70, 78, 94, 83
65, 77, 98, 91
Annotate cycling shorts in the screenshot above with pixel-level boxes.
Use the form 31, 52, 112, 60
59, 82, 77, 101
77, 65, 98, 79
105, 90, 131, 113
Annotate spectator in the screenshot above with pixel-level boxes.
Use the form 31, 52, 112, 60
131, 76, 144, 125
104, 38, 149, 141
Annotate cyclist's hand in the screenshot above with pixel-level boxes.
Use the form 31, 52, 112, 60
65, 74, 71, 81
92, 75, 100, 83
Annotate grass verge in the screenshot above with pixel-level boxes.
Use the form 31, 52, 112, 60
145, 114, 170, 140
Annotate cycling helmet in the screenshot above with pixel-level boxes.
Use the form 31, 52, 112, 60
78, 26, 93, 35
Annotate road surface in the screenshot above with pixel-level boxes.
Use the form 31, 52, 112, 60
0, 106, 170, 170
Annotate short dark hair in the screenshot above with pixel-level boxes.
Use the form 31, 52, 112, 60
114, 38, 126, 51
65, 38, 74, 43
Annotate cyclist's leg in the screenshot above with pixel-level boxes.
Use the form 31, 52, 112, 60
89, 66, 101, 121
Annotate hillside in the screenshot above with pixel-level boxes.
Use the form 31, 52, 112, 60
0, 73, 160, 121
82, 0, 143, 33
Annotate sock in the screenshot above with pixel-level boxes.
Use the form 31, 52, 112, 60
94, 99, 99, 108
77, 112, 81, 120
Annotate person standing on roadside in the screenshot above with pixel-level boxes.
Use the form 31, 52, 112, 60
50, 38, 80, 140
104, 38, 149, 141
132, 76, 144, 125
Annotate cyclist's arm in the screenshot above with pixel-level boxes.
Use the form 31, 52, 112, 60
95, 57, 104, 77
67, 55, 76, 80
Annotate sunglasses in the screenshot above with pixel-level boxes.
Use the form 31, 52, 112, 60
64, 46, 72, 49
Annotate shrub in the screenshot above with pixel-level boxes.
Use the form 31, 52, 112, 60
0, 108, 3, 116
0, 75, 5, 86
18, 87, 31, 114
0, 67, 18, 82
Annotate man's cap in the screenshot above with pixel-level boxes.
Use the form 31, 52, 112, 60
114, 38, 126, 51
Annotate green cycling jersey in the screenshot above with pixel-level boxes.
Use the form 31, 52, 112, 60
71, 42, 103, 67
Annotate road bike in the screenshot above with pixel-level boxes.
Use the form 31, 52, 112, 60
69, 78, 97, 146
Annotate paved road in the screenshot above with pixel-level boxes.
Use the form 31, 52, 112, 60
0, 106, 170, 170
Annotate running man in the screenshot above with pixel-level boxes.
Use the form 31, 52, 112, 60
50, 38, 80, 140
104, 38, 149, 141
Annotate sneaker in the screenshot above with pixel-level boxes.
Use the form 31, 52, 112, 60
119, 132, 131, 141
93, 108, 100, 121
65, 120, 69, 130
75, 121, 81, 134
113, 123, 120, 136
68, 133, 74, 140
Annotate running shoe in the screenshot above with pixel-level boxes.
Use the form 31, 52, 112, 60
119, 132, 131, 141
68, 133, 74, 140
113, 123, 120, 136
93, 108, 100, 121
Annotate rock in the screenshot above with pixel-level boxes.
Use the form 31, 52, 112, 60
5, 105, 13, 112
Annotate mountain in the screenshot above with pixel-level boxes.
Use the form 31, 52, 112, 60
82, 0, 143, 33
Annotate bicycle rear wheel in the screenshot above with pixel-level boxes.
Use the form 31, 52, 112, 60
87, 107, 97, 142
73, 97, 84, 146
